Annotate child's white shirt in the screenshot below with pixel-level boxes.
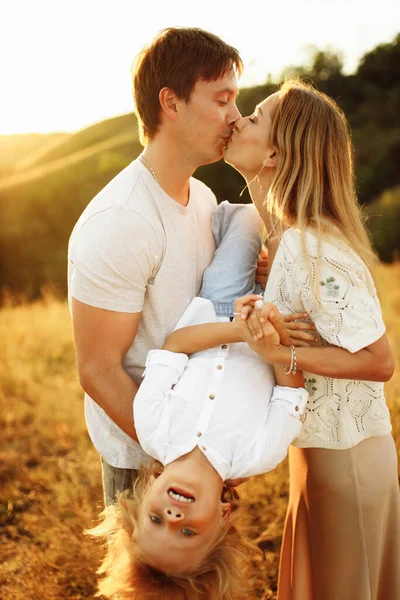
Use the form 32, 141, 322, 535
134, 297, 308, 481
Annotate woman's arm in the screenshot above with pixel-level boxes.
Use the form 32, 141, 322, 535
243, 304, 395, 382
273, 362, 305, 388
162, 322, 242, 354
269, 335, 394, 382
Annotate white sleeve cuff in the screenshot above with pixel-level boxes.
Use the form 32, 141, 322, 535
144, 349, 189, 377
271, 385, 308, 417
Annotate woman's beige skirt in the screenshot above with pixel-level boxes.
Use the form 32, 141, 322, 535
278, 434, 400, 600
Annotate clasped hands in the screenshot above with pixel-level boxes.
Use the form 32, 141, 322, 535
233, 294, 318, 361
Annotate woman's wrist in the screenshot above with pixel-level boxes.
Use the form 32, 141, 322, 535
259, 343, 292, 366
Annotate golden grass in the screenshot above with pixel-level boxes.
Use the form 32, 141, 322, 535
1, 264, 399, 599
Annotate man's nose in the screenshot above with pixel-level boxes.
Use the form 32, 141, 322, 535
229, 104, 242, 127
232, 116, 245, 132
164, 507, 185, 522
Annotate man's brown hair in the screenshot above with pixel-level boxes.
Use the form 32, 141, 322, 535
132, 27, 243, 144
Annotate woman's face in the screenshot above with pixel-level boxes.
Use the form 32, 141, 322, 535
225, 92, 280, 177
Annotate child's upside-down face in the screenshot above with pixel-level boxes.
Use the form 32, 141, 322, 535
134, 460, 231, 573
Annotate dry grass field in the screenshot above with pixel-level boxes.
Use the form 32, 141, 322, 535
1, 264, 399, 600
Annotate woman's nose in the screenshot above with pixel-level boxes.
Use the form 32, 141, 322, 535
164, 507, 185, 521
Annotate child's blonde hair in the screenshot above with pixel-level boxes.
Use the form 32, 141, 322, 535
87, 460, 261, 599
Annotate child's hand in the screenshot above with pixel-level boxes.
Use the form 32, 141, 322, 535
246, 302, 283, 348
234, 300, 283, 354
240, 299, 317, 348
233, 294, 265, 343
233, 294, 264, 320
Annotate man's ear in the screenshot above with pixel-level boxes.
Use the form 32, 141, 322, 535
159, 87, 179, 117
263, 149, 278, 168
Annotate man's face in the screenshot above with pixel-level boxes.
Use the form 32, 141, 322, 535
177, 72, 241, 167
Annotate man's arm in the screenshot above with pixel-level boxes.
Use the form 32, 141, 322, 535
71, 298, 141, 441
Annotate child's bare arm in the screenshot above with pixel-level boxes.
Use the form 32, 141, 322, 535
162, 322, 242, 354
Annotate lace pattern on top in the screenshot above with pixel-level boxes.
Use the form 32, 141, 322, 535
264, 228, 391, 449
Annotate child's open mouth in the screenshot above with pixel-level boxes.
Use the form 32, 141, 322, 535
168, 488, 195, 503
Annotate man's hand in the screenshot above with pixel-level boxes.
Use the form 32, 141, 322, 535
255, 246, 268, 290
224, 477, 250, 488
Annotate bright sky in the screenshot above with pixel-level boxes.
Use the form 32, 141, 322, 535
1, 0, 399, 134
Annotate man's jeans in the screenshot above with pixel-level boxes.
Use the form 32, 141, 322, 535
101, 457, 139, 506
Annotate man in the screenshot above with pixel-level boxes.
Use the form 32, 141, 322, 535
68, 27, 243, 505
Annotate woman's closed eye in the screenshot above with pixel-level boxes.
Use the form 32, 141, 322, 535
248, 114, 258, 123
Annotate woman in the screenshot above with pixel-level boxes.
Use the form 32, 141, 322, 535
225, 79, 400, 600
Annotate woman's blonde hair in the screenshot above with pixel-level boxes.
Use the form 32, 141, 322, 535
266, 79, 376, 268
86, 460, 261, 599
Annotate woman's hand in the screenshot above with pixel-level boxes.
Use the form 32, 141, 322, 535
283, 313, 319, 347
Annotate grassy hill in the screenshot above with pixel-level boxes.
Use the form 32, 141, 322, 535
0, 113, 143, 299
13, 113, 138, 172
0, 133, 68, 178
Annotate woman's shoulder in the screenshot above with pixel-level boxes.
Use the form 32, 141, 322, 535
282, 227, 366, 267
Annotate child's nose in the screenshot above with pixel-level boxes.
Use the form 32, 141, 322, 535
164, 507, 185, 521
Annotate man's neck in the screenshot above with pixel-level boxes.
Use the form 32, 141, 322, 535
141, 139, 195, 206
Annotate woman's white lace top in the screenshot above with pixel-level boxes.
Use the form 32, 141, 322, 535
264, 228, 392, 449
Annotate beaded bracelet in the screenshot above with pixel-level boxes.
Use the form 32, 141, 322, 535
284, 345, 297, 375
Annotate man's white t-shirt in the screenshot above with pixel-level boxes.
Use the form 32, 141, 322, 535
68, 158, 217, 468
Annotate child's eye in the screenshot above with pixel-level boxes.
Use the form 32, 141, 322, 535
150, 515, 163, 524
181, 528, 195, 537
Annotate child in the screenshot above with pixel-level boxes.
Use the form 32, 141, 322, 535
89, 202, 308, 600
